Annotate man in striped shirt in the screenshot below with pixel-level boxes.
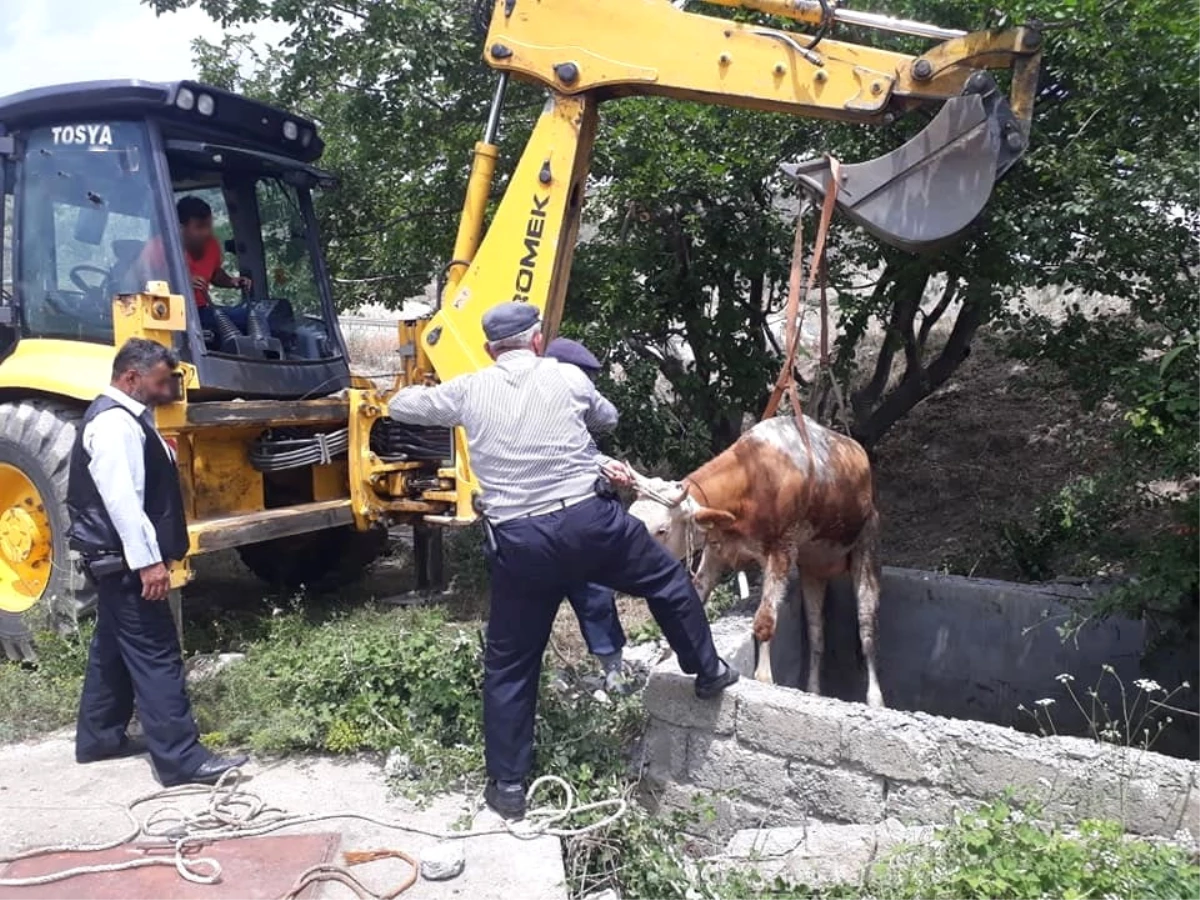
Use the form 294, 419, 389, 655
388, 302, 737, 820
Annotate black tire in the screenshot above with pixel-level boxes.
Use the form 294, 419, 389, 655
0, 400, 94, 660
236, 524, 389, 592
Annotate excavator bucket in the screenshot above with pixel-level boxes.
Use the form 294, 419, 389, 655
784, 83, 1027, 254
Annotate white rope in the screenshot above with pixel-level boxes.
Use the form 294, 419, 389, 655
0, 770, 627, 890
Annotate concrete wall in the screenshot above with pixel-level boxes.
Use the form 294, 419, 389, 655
642, 618, 1199, 842
764, 567, 1196, 758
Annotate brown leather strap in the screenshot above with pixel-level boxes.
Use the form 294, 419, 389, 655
761, 156, 841, 422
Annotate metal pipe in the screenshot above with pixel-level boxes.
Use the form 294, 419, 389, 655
483, 73, 509, 145
830, 8, 967, 40
704, 0, 967, 41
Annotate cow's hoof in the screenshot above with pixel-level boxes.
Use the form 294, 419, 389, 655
867, 687, 885, 709
755, 671, 775, 684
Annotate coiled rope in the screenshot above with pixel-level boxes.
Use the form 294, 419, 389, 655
0, 770, 626, 894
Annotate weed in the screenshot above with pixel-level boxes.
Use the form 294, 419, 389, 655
0, 625, 91, 742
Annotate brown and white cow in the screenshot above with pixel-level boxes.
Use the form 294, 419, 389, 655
628, 415, 883, 707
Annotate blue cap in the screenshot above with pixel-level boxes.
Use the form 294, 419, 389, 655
482, 302, 540, 342
545, 337, 602, 374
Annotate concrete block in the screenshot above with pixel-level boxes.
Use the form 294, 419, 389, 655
841, 708, 957, 784
1187, 784, 1200, 839
734, 681, 843, 765
952, 726, 1075, 799
722, 820, 931, 886
647, 780, 745, 841
1043, 754, 1200, 837
688, 735, 792, 808
886, 782, 982, 825
642, 720, 689, 782
788, 760, 886, 824
644, 669, 737, 735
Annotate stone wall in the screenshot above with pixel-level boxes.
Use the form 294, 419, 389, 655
642, 618, 1199, 842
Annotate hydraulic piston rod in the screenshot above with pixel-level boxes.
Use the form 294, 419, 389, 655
703, 0, 968, 41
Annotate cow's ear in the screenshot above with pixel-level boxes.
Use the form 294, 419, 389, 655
694, 507, 737, 530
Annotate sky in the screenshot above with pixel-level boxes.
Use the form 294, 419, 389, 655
0, 0, 277, 97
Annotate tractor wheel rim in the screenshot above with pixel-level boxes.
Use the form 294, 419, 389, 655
0, 463, 53, 614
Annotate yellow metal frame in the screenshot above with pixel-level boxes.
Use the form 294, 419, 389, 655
402, 0, 1042, 519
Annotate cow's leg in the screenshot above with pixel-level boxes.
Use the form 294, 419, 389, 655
851, 513, 884, 708
799, 572, 827, 696
751, 555, 791, 684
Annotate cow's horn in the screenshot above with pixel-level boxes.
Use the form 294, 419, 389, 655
667, 482, 689, 507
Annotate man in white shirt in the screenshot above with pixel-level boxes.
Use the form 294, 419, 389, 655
68, 338, 247, 786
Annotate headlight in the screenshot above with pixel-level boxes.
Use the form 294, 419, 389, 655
196, 94, 215, 116
300, 128, 314, 148
175, 88, 195, 111
282, 120, 299, 140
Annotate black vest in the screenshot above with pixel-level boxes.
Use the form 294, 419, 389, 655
67, 394, 189, 564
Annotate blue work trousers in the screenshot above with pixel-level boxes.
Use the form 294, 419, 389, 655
566, 582, 625, 658
75, 570, 207, 783
484, 496, 719, 783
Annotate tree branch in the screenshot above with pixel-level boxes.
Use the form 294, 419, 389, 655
853, 287, 985, 448
918, 275, 960, 350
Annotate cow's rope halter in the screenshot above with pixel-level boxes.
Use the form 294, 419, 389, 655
603, 461, 707, 579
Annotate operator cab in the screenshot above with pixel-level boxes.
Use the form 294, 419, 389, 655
0, 80, 350, 399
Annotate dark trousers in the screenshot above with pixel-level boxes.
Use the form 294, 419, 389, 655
565, 582, 625, 658
75, 570, 206, 783
484, 496, 719, 783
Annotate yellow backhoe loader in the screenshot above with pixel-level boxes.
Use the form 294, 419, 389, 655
0, 0, 1041, 658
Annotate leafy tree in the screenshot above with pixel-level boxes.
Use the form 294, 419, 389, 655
152, 0, 1196, 621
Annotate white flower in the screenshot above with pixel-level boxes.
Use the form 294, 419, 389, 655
1133, 678, 1164, 693
1035, 698, 1055, 707
1055, 673, 1075, 684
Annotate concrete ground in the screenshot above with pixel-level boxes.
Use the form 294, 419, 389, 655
0, 733, 567, 900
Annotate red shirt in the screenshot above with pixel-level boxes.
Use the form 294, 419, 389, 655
140, 235, 222, 306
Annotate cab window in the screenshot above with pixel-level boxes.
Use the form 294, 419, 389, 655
15, 121, 168, 343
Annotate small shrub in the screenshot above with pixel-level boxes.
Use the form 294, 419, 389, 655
0, 625, 91, 742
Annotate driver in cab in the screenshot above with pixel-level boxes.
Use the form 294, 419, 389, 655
139, 196, 252, 335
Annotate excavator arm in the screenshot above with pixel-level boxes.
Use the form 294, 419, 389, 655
379, 0, 1042, 524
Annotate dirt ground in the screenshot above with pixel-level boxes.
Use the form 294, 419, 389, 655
871, 334, 1120, 577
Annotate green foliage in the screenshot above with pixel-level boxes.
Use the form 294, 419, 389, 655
190, 603, 651, 797
191, 607, 485, 782
0, 626, 90, 742
576, 797, 1200, 900
997, 475, 1113, 580
872, 800, 1200, 900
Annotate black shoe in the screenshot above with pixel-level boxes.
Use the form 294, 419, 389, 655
484, 779, 526, 821
159, 753, 249, 788
695, 659, 740, 699
76, 735, 149, 764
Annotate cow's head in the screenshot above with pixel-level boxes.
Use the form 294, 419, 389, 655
628, 477, 736, 560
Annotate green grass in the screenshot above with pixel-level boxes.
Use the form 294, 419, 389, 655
0, 625, 91, 742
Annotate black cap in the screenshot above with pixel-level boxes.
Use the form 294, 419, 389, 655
545, 337, 602, 374
482, 302, 540, 342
